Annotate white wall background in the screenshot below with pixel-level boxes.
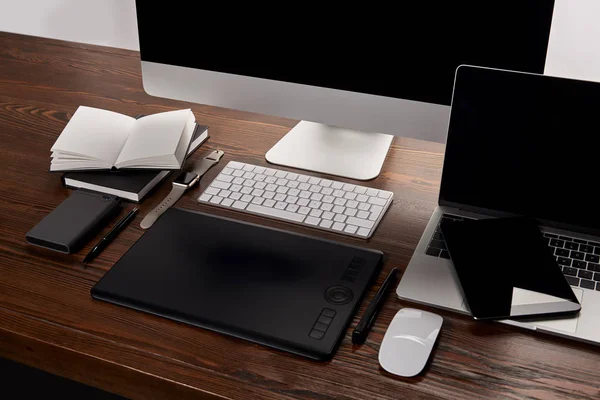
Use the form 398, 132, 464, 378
0, 0, 599, 82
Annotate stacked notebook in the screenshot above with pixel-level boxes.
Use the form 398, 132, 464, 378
55, 106, 208, 202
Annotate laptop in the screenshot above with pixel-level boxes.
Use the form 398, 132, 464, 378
397, 65, 600, 345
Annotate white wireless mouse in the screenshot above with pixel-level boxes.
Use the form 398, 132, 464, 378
378, 308, 443, 377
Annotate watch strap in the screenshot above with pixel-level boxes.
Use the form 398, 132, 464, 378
190, 149, 224, 177
139, 184, 187, 229
139, 150, 225, 230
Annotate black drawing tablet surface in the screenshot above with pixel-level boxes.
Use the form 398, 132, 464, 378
91, 208, 383, 360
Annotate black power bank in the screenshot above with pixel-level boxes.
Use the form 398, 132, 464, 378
26, 189, 121, 253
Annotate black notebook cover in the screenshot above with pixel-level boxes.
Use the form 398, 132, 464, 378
61, 123, 208, 202
91, 208, 383, 361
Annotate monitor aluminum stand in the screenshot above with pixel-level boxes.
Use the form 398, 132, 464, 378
265, 121, 393, 181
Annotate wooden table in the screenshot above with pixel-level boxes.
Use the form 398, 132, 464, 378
1, 32, 599, 400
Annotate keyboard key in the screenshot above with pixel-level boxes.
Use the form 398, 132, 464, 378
550, 239, 564, 247
243, 172, 255, 180
321, 187, 333, 195
263, 199, 276, 207
298, 207, 311, 215
232, 200, 248, 210
286, 204, 299, 213
247, 204, 306, 223
232, 169, 245, 177
310, 185, 322, 193
241, 194, 253, 202
572, 260, 587, 269
344, 208, 357, 217
198, 193, 211, 202
230, 192, 243, 200
297, 198, 309, 206
211, 180, 232, 190
333, 189, 345, 198
310, 193, 323, 201
595, 247, 600, 255
440, 250, 450, 259
288, 188, 300, 196
588, 263, 600, 272
559, 236, 573, 241
286, 180, 299, 188
285, 196, 298, 204
320, 179, 332, 188
580, 279, 595, 290
346, 217, 374, 229
322, 212, 334, 220
369, 205, 383, 221
308, 201, 321, 209
310, 209, 322, 218
368, 196, 387, 206
275, 186, 288, 194
543, 237, 550, 245
378, 191, 392, 199
265, 176, 278, 184
309, 177, 321, 185
330, 181, 343, 189
334, 198, 347, 206
344, 192, 357, 200
357, 210, 370, 219
429, 239, 446, 250
585, 254, 600, 263
344, 225, 358, 234
555, 248, 570, 257
274, 170, 287, 178
216, 174, 234, 183
306, 216, 321, 226
564, 242, 579, 250
221, 167, 234, 175
263, 191, 275, 199
241, 187, 253, 194
557, 257, 572, 266
570, 251, 585, 260
357, 227, 371, 237
205, 187, 220, 196
580, 244, 594, 253
334, 214, 347, 223
320, 220, 333, 229
432, 231, 443, 241
321, 203, 334, 212
426, 247, 441, 257
332, 205, 345, 214
354, 186, 367, 194
332, 222, 345, 231
221, 198, 234, 207
543, 233, 558, 238
299, 191, 311, 198
274, 193, 286, 201
346, 200, 358, 209
358, 202, 370, 211
578, 270, 593, 280
563, 267, 578, 276
251, 189, 265, 197
366, 188, 379, 196
589, 241, 600, 246
574, 238, 588, 244
322, 196, 335, 204
565, 276, 580, 286
251, 197, 264, 205
253, 166, 265, 174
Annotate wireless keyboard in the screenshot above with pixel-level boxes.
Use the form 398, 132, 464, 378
197, 161, 393, 239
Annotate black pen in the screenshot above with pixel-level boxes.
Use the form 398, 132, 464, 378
82, 207, 138, 264
352, 268, 398, 344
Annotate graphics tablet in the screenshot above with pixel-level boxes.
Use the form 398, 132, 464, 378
91, 208, 383, 360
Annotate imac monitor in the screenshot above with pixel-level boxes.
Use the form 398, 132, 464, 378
135, 2, 555, 180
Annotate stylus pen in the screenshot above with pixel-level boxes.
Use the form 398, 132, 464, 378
82, 207, 138, 264
352, 268, 398, 345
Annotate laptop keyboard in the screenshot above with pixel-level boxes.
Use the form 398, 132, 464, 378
427, 214, 600, 291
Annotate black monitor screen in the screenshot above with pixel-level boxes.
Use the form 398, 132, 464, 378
440, 66, 600, 231
136, 2, 555, 106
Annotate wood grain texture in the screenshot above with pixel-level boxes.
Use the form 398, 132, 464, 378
0, 31, 599, 400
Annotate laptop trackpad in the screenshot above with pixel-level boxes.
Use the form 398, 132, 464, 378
523, 288, 583, 333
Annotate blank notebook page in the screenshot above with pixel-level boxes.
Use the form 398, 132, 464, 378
115, 109, 192, 167
51, 106, 136, 164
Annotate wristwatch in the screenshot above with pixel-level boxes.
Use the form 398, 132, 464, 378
140, 150, 224, 229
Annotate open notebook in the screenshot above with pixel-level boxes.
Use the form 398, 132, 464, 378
50, 106, 197, 171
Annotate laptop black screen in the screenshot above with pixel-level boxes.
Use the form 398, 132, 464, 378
440, 66, 600, 232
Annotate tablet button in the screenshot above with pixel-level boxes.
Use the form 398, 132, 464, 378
325, 286, 353, 305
